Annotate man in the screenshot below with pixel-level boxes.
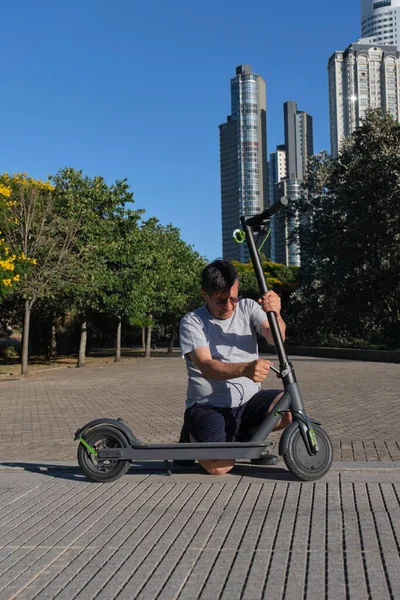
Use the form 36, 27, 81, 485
178, 259, 292, 475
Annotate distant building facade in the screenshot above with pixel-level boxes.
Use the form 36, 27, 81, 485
269, 102, 313, 267
268, 145, 286, 262
328, 42, 400, 155
360, 0, 400, 47
219, 65, 268, 262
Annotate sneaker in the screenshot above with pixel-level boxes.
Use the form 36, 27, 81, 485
251, 446, 280, 466
173, 422, 195, 466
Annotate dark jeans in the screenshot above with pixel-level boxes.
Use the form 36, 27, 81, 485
183, 389, 281, 443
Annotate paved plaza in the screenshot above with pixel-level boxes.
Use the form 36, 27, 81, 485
0, 355, 399, 599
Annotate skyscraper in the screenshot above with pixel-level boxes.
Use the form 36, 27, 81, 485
269, 145, 286, 262
219, 65, 268, 262
360, 0, 400, 47
328, 42, 400, 155
270, 102, 314, 267
284, 101, 314, 181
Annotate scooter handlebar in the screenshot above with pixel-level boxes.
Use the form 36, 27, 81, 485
245, 196, 288, 227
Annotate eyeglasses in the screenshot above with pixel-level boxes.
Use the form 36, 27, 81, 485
207, 295, 242, 306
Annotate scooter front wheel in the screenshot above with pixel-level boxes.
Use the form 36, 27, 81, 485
283, 423, 333, 481
77, 425, 131, 482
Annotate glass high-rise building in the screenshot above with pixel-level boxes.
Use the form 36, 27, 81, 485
219, 65, 268, 262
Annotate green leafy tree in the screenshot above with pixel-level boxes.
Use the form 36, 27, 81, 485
99, 209, 145, 362
232, 259, 298, 341
51, 168, 139, 367
157, 235, 206, 353
133, 219, 206, 357
233, 259, 297, 297
293, 109, 400, 347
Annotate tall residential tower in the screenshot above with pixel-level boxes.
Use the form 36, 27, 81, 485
360, 0, 400, 47
270, 101, 313, 267
328, 42, 400, 155
219, 65, 268, 262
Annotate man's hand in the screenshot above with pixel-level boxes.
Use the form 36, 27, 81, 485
188, 349, 276, 383
245, 359, 274, 383
258, 290, 281, 316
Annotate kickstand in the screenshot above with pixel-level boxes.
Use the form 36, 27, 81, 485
164, 460, 172, 476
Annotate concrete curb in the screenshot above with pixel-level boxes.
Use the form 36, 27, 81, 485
262, 344, 400, 363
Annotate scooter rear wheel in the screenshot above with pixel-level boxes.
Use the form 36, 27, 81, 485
77, 425, 131, 482
283, 423, 333, 481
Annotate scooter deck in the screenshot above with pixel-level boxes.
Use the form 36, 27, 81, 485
97, 441, 271, 461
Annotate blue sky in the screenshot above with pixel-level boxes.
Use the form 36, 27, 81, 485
2, 0, 360, 260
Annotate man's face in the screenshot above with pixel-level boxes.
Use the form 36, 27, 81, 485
202, 280, 240, 320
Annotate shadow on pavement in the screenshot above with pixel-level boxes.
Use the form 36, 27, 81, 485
0, 462, 86, 481
0, 460, 296, 482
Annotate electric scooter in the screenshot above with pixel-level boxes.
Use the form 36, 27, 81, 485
75, 197, 333, 482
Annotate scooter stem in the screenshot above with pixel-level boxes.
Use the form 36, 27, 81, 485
240, 215, 291, 373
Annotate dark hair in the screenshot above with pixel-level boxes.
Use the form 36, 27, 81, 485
201, 259, 238, 295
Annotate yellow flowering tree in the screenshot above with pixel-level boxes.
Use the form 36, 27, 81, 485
0, 182, 30, 299
232, 259, 298, 295
0, 173, 81, 374
0, 236, 21, 298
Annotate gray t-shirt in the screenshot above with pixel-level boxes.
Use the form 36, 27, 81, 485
179, 298, 268, 408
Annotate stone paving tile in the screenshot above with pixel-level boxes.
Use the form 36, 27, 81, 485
0, 356, 399, 598
0, 468, 399, 599
0, 355, 399, 462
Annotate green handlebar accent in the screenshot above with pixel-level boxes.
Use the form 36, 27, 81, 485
233, 229, 246, 244
258, 228, 271, 254
79, 436, 98, 456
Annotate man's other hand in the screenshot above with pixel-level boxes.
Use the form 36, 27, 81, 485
245, 359, 274, 383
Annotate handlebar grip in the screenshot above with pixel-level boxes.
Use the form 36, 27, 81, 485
265, 196, 288, 218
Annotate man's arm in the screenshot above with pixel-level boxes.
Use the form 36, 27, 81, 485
258, 291, 286, 345
188, 346, 273, 383
261, 315, 286, 345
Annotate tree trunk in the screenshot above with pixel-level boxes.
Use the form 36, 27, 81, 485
77, 316, 87, 368
145, 322, 152, 359
50, 320, 58, 359
115, 316, 122, 363
21, 299, 33, 375
141, 327, 145, 350
168, 322, 176, 353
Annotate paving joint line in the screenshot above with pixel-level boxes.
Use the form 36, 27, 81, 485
1, 460, 400, 474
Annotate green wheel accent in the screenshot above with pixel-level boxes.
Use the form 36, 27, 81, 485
79, 436, 98, 456
309, 429, 317, 447
233, 229, 246, 244
283, 423, 333, 481
77, 426, 131, 482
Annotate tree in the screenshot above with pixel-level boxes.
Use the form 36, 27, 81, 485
233, 259, 297, 297
132, 219, 206, 357
98, 209, 144, 362
293, 109, 400, 347
0, 173, 81, 374
0, 235, 25, 302
51, 168, 140, 367
232, 259, 298, 341
155, 231, 206, 353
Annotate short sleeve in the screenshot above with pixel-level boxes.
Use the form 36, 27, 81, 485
179, 313, 209, 357
246, 299, 268, 335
